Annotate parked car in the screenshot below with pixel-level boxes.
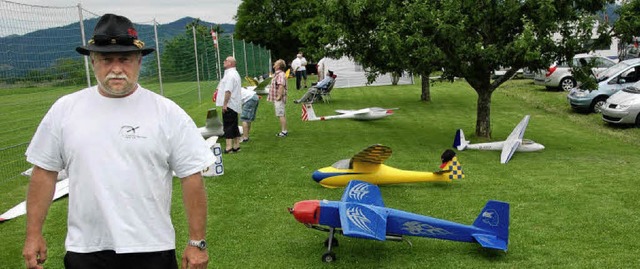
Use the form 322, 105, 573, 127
567, 58, 640, 113
534, 54, 616, 91
601, 82, 640, 127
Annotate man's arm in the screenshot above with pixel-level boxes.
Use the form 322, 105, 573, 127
276, 84, 285, 101
222, 91, 231, 112
23, 166, 58, 269
180, 172, 209, 269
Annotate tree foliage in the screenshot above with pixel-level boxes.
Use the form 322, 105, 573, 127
234, 0, 320, 61
312, 0, 615, 138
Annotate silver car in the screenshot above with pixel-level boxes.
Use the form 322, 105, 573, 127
534, 54, 616, 91
601, 83, 640, 127
567, 58, 640, 113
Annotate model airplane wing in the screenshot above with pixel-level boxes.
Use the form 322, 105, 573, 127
339, 202, 388, 241
0, 178, 70, 222
335, 108, 371, 115
500, 115, 530, 164
349, 144, 392, 168
341, 180, 385, 207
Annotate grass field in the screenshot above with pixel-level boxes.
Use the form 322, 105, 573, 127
0, 78, 638, 268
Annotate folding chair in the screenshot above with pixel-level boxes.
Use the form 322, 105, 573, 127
312, 74, 337, 103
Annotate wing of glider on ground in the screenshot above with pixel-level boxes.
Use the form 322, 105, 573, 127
0, 178, 70, 222
500, 115, 530, 164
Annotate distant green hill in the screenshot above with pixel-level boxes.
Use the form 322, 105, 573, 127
0, 17, 234, 77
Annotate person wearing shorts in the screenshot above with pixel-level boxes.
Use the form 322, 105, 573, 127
240, 87, 259, 142
268, 59, 288, 137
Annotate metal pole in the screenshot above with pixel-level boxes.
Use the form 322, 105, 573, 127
192, 26, 202, 103
216, 34, 221, 80
231, 34, 235, 59
78, 4, 91, 88
243, 40, 248, 77
153, 19, 164, 96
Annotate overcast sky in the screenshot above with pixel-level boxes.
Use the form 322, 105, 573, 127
14, 0, 242, 24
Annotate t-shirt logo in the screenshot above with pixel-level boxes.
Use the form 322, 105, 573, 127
120, 125, 146, 139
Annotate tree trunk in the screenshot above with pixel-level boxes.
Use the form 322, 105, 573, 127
420, 73, 431, 101
475, 89, 493, 138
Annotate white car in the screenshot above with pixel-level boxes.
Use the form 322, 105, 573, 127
601, 82, 640, 127
534, 54, 616, 91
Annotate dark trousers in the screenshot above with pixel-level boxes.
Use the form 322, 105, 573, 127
222, 108, 241, 139
295, 70, 306, 89
64, 250, 178, 269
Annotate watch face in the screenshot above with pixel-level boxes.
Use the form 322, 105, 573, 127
199, 241, 207, 249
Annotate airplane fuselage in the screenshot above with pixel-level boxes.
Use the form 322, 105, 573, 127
312, 161, 460, 188
295, 199, 502, 246
466, 139, 544, 152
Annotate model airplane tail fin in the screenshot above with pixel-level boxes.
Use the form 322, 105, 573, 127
302, 103, 318, 121
438, 150, 464, 180
453, 129, 469, 150
471, 200, 510, 251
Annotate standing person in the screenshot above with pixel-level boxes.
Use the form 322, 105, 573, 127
240, 87, 260, 143
316, 57, 326, 82
291, 52, 308, 90
268, 59, 288, 137
22, 14, 213, 269
215, 56, 242, 153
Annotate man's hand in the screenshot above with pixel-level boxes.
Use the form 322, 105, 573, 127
23, 234, 47, 269
181, 246, 209, 269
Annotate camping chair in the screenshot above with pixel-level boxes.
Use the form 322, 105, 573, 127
311, 74, 337, 103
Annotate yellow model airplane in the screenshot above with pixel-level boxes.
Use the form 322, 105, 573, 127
312, 144, 464, 188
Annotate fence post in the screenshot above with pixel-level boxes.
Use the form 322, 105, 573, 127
192, 26, 202, 103
78, 4, 91, 88
153, 19, 164, 96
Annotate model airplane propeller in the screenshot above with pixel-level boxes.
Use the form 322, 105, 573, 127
312, 144, 464, 188
289, 180, 510, 262
301, 103, 396, 121
453, 115, 545, 164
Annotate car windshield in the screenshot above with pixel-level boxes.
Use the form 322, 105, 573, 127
597, 61, 631, 81
623, 83, 640, 93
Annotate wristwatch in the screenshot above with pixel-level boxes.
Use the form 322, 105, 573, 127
188, 239, 207, 250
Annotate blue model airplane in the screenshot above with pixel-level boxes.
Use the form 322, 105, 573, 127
288, 180, 509, 262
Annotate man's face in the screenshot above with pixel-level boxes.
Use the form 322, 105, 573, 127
92, 52, 142, 97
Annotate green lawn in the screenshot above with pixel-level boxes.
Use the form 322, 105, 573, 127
0, 78, 638, 268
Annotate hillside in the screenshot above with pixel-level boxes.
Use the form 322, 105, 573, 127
0, 17, 234, 76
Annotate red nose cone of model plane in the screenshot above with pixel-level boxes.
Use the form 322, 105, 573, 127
289, 200, 320, 224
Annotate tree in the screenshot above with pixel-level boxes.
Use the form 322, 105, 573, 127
309, 1, 445, 102
316, 0, 613, 138
234, 0, 320, 61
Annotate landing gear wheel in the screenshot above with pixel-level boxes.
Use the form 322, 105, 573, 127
635, 114, 640, 128
322, 252, 337, 263
324, 237, 339, 247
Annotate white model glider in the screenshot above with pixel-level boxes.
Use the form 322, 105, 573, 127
453, 115, 545, 164
301, 103, 396, 121
0, 172, 70, 222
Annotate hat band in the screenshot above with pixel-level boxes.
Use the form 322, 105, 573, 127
88, 35, 145, 49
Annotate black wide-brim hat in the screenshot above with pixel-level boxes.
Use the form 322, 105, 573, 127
76, 14, 155, 56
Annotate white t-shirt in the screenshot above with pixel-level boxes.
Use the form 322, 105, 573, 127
26, 85, 214, 253
240, 87, 257, 104
216, 67, 242, 112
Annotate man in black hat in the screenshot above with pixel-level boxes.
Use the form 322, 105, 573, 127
22, 14, 212, 269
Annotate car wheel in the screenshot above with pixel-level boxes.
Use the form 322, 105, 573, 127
560, 77, 576, 91
590, 96, 607, 113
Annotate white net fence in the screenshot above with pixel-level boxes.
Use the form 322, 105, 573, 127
0, 0, 271, 186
